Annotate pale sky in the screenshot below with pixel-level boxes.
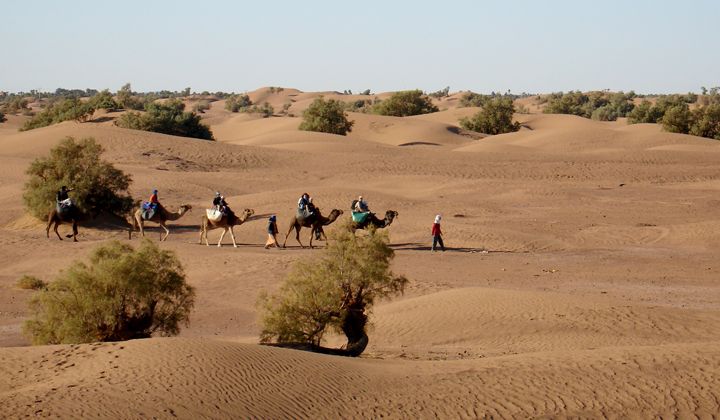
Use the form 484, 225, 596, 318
2, 0, 718, 94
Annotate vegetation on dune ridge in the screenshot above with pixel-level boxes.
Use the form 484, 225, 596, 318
115, 99, 214, 140
23, 137, 134, 220
24, 240, 195, 345
372, 89, 438, 117
259, 224, 407, 357
459, 97, 521, 135
299, 97, 354, 135
541, 91, 636, 121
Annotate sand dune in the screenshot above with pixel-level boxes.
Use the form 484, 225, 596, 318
2, 89, 720, 417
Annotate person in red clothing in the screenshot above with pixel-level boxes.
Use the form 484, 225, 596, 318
431, 214, 445, 251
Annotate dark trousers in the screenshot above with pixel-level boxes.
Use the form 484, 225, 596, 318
432, 235, 445, 251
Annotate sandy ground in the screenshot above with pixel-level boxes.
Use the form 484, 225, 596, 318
1, 89, 720, 418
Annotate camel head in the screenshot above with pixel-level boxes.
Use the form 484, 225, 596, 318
241, 208, 255, 220
179, 204, 192, 214
328, 209, 344, 220
385, 210, 398, 226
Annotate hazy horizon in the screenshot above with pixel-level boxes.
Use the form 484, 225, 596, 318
2, 0, 718, 94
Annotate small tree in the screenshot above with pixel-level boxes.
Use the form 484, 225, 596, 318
299, 98, 354, 135
88, 89, 117, 111
373, 89, 438, 117
690, 104, 720, 140
661, 104, 691, 133
459, 97, 520, 135
23, 137, 133, 220
627, 101, 663, 124
24, 240, 195, 345
591, 105, 618, 121
259, 225, 408, 356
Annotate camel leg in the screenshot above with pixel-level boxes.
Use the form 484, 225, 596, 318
137, 218, 145, 238
160, 222, 170, 242
282, 224, 295, 248
198, 226, 204, 245
294, 225, 304, 248
309, 227, 315, 249
71, 221, 78, 242
217, 228, 227, 247
229, 227, 238, 248
53, 222, 62, 240
46, 217, 53, 239
204, 228, 210, 246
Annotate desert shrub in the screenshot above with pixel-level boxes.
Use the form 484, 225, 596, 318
373, 89, 438, 117
0, 97, 30, 115
259, 225, 407, 356
23, 137, 133, 220
17, 275, 47, 290
361, 89, 371, 95
591, 105, 618, 121
280, 102, 292, 115
661, 104, 692, 133
88, 89, 117, 111
459, 97, 520, 135
0, 111, 5, 123
225, 94, 252, 112
544, 91, 634, 119
689, 104, 720, 140
116, 83, 144, 110
299, 98, 354, 135
24, 240, 195, 345
268, 87, 284, 94
515, 104, 530, 114
429, 86, 450, 98
243, 102, 274, 118
627, 101, 663, 124
192, 100, 211, 113
21, 98, 94, 131
115, 99, 214, 140
460, 92, 489, 107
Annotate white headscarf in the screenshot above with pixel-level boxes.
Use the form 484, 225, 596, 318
434, 214, 441, 224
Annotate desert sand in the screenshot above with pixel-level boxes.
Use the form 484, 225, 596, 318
1, 88, 720, 418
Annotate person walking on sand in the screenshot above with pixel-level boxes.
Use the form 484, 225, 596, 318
431, 214, 445, 252
265, 215, 279, 249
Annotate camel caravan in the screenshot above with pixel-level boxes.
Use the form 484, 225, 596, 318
49, 187, 398, 248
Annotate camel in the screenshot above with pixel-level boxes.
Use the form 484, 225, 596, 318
129, 203, 192, 241
351, 210, 398, 232
283, 208, 344, 249
46, 206, 82, 241
199, 208, 255, 248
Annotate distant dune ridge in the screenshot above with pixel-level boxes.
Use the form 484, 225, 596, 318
1, 87, 720, 418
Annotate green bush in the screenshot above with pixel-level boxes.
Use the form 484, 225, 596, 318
0, 97, 30, 115
591, 105, 618, 121
116, 83, 145, 110
21, 98, 94, 131
115, 99, 214, 140
24, 240, 195, 345
689, 104, 720, 140
627, 101, 663, 124
16, 275, 47, 290
87, 89, 117, 111
429, 86, 450, 98
23, 137, 133, 220
243, 102, 274, 118
299, 98, 354, 135
192, 100, 211, 114
373, 89, 438, 117
661, 104, 691, 133
459, 92, 490, 107
543, 91, 635, 119
259, 225, 407, 356
459, 97, 520, 135
225, 94, 252, 112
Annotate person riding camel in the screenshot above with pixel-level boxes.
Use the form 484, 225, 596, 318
148, 189, 159, 208
56, 186, 74, 210
212, 192, 228, 214
354, 195, 369, 213
297, 193, 314, 219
